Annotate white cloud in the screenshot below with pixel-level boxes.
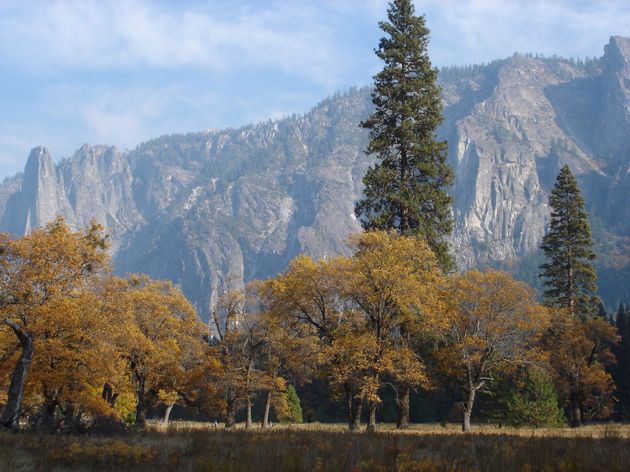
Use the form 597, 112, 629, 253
0, 0, 357, 86
1, 0, 630, 179
420, 0, 630, 66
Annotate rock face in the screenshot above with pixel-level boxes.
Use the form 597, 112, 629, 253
1, 38, 629, 314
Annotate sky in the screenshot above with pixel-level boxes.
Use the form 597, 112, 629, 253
1, 0, 629, 179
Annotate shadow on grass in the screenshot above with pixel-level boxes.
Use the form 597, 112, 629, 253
1, 426, 629, 471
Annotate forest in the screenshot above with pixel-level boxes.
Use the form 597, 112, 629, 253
0, 216, 626, 435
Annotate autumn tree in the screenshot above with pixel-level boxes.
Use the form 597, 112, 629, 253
437, 270, 549, 432
212, 283, 244, 428
111, 275, 209, 427
259, 256, 360, 427
342, 231, 445, 432
24, 290, 127, 432
543, 309, 618, 427
540, 165, 599, 319
0, 218, 108, 430
248, 301, 311, 429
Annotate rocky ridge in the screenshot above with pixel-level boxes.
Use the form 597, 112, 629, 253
1, 37, 629, 314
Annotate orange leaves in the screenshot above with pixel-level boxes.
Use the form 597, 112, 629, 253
438, 270, 550, 389
543, 308, 618, 421
345, 230, 446, 336
0, 220, 218, 428
260, 230, 446, 410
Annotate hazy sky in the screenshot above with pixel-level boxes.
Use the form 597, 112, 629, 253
1, 0, 629, 178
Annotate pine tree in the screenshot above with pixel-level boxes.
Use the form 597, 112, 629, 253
503, 369, 566, 428
284, 385, 303, 423
356, 0, 454, 272
539, 165, 599, 319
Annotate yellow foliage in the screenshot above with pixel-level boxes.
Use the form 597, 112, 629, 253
436, 269, 550, 418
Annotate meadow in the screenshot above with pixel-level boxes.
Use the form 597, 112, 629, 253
1, 422, 629, 471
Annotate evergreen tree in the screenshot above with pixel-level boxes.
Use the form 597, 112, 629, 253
284, 385, 303, 423
503, 369, 566, 428
539, 165, 599, 319
356, 0, 454, 272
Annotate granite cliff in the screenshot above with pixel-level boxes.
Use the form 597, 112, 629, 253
1, 37, 628, 315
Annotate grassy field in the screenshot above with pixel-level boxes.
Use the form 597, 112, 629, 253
1, 422, 629, 471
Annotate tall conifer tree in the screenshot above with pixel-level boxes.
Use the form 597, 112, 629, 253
356, 0, 454, 272
539, 165, 599, 319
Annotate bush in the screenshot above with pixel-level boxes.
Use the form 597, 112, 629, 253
503, 369, 566, 427
278, 385, 303, 423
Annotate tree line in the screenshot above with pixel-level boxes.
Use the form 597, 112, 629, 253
0, 214, 622, 433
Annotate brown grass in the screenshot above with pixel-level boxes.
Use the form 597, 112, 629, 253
149, 420, 630, 438
1, 422, 629, 471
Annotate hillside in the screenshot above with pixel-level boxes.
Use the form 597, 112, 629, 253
1, 37, 629, 314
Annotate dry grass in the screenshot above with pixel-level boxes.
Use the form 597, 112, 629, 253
1, 422, 629, 471
148, 420, 630, 438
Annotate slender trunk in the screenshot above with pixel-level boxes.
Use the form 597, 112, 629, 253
246, 395, 253, 428
261, 390, 272, 429
0, 320, 33, 430
37, 400, 57, 433
568, 265, 575, 317
163, 404, 174, 423
64, 401, 76, 432
244, 360, 253, 429
462, 387, 476, 432
570, 392, 582, 428
135, 378, 148, 428
366, 401, 377, 433
102, 383, 118, 408
345, 385, 354, 430
400, 148, 409, 233
396, 384, 410, 429
225, 387, 236, 428
345, 385, 362, 431
352, 399, 363, 431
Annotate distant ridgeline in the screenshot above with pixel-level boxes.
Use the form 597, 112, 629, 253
1, 36, 629, 314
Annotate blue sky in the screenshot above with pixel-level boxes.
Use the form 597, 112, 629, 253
1, 0, 629, 178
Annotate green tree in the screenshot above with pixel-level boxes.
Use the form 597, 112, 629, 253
281, 385, 303, 424
502, 369, 565, 428
356, 0, 454, 272
539, 165, 599, 319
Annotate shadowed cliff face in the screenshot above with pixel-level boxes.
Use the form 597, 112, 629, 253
1, 38, 629, 315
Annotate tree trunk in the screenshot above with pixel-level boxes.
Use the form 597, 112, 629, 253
225, 388, 236, 428
346, 386, 354, 430
345, 386, 362, 431
245, 395, 253, 428
102, 383, 118, 408
396, 384, 410, 429
63, 401, 76, 432
36, 400, 58, 433
462, 387, 476, 432
261, 390, 272, 429
135, 379, 148, 428
352, 399, 363, 431
366, 401, 377, 433
163, 404, 174, 423
570, 392, 582, 428
0, 320, 33, 430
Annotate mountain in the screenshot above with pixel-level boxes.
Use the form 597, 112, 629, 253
1, 37, 629, 315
